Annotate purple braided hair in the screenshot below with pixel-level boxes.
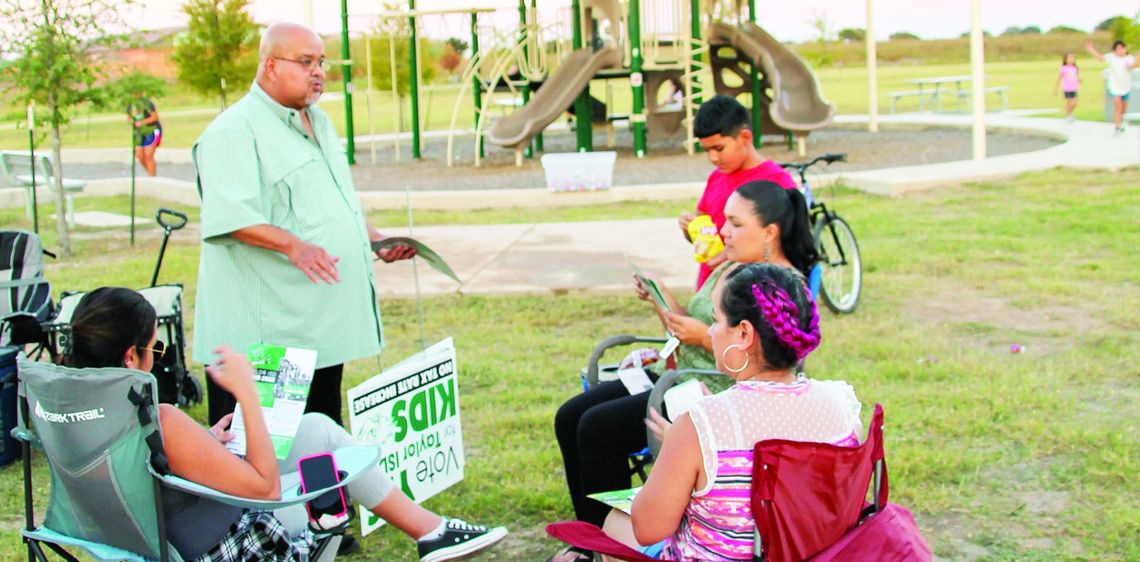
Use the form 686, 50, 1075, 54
750, 280, 821, 361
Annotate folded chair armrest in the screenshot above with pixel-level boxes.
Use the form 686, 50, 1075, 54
157, 445, 379, 510
547, 521, 656, 562
585, 334, 669, 388
11, 426, 40, 447
645, 368, 723, 457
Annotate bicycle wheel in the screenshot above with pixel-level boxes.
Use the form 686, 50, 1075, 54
813, 214, 862, 314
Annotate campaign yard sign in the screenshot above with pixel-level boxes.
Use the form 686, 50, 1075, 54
347, 338, 464, 535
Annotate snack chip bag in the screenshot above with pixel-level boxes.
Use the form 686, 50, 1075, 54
687, 214, 724, 263
619, 348, 661, 370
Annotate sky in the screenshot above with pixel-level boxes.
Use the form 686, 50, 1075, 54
123, 0, 1139, 43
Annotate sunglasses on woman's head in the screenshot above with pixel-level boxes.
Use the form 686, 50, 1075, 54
137, 340, 166, 361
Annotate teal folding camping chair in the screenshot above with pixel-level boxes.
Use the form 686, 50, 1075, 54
15, 358, 379, 562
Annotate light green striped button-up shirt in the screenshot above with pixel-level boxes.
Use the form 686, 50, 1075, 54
191, 82, 382, 369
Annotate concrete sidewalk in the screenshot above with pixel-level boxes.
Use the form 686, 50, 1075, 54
371, 218, 697, 298
830, 113, 1138, 195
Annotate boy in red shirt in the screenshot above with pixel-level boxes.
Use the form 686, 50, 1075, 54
680, 95, 796, 289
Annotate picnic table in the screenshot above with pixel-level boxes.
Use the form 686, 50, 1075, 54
888, 75, 1008, 114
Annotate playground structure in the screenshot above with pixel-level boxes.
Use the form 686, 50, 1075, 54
364, 0, 837, 167
706, 21, 837, 156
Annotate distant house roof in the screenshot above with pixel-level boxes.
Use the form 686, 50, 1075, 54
131, 26, 186, 48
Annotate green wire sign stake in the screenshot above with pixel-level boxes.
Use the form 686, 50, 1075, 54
26, 102, 39, 235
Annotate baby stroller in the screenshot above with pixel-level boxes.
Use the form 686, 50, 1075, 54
44, 209, 202, 407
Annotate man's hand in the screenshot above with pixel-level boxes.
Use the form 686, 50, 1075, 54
663, 311, 709, 346
678, 211, 696, 242
375, 241, 417, 263
286, 240, 340, 283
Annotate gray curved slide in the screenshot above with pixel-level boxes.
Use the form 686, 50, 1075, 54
488, 47, 622, 150
708, 22, 835, 134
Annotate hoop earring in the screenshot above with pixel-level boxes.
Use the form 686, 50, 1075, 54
721, 344, 750, 373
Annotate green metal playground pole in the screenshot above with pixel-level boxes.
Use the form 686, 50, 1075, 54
408, 0, 422, 159
629, 0, 646, 157
518, 0, 532, 158
470, 12, 483, 160
689, 0, 704, 153
571, 0, 592, 152
340, 0, 356, 164
748, 0, 762, 148
531, 0, 544, 153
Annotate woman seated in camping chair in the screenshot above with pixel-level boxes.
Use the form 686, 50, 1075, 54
602, 263, 862, 560
552, 182, 818, 562
63, 287, 507, 562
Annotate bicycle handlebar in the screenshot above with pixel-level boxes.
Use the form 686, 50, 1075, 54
777, 153, 848, 186
778, 152, 847, 173
156, 208, 188, 231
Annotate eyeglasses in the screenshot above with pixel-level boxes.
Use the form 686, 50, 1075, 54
138, 340, 166, 361
273, 56, 331, 72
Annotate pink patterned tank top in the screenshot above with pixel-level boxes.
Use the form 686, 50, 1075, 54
660, 379, 863, 561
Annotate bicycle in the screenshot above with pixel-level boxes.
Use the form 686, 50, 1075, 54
778, 153, 862, 314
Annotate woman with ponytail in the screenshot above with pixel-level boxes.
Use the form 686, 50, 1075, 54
600, 263, 861, 560
732, 180, 818, 279
551, 182, 819, 561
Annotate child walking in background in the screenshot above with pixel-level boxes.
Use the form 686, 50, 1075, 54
1086, 40, 1137, 134
1054, 53, 1080, 123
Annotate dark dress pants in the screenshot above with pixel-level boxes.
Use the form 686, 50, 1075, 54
554, 380, 651, 527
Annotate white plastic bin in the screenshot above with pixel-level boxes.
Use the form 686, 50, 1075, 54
540, 151, 617, 192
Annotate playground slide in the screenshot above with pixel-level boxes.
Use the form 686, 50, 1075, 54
708, 22, 835, 135
488, 47, 622, 150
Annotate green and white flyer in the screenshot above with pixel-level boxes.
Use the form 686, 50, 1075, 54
347, 338, 463, 536
588, 487, 641, 515
225, 344, 317, 459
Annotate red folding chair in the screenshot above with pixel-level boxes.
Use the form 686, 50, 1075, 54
752, 403, 930, 561
547, 404, 931, 562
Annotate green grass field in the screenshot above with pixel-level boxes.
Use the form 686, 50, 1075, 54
0, 53, 1117, 150
0, 167, 1136, 560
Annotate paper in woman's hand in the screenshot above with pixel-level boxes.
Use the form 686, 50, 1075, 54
628, 259, 670, 313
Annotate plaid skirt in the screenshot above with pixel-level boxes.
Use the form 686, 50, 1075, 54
192, 509, 316, 562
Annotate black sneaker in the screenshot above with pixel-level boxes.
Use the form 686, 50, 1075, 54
417, 518, 508, 562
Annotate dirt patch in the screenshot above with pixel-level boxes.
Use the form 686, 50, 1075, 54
903, 281, 1098, 355
1016, 491, 1070, 514
487, 524, 561, 560
919, 511, 991, 562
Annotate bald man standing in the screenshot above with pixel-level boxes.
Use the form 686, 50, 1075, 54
193, 23, 415, 427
